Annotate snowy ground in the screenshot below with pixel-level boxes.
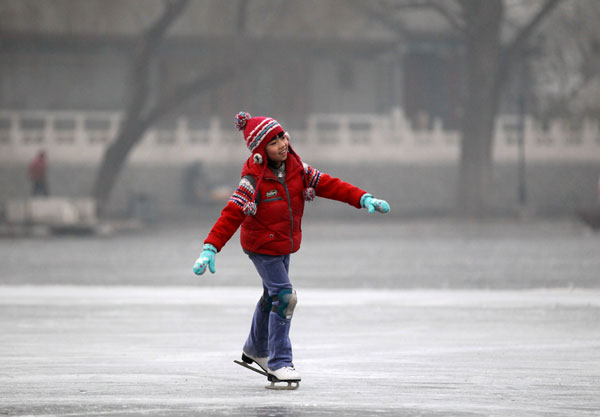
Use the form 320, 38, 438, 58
1, 218, 599, 416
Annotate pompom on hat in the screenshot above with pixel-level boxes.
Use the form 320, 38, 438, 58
234, 111, 314, 216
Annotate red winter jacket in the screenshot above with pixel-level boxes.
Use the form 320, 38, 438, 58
204, 151, 366, 256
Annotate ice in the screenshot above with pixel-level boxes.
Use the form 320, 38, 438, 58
0, 218, 599, 416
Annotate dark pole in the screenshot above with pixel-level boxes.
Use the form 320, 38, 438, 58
517, 59, 527, 208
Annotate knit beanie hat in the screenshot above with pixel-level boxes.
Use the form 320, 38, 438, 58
235, 111, 284, 164
234, 111, 315, 216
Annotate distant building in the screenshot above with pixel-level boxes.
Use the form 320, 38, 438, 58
0, 0, 464, 130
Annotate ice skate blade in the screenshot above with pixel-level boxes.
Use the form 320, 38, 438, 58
234, 360, 268, 377
265, 380, 300, 390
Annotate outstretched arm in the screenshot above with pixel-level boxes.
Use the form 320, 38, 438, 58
203, 202, 246, 251
192, 178, 252, 275
304, 164, 390, 214
304, 163, 365, 208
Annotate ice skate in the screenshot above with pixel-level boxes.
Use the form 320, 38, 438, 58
266, 366, 301, 390
234, 352, 269, 376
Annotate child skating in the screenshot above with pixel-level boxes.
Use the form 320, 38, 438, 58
193, 112, 390, 389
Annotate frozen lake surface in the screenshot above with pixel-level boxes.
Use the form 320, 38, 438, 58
1, 217, 599, 289
1, 218, 599, 416
0, 286, 599, 416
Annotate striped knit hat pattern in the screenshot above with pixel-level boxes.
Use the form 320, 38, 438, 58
235, 111, 284, 157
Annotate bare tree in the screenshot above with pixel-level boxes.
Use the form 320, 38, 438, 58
352, 0, 562, 217
91, 0, 251, 215
532, 0, 600, 121
460, 0, 563, 217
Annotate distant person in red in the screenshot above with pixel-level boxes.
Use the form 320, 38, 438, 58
28, 150, 49, 196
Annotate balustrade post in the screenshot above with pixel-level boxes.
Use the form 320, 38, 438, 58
74, 113, 86, 147
339, 115, 350, 148
306, 116, 316, 147
177, 117, 188, 146
208, 116, 221, 155
45, 113, 54, 147
11, 112, 20, 145
109, 114, 121, 145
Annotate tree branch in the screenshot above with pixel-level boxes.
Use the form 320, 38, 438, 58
504, 0, 562, 64
496, 0, 563, 98
145, 0, 190, 44
346, 0, 411, 39
425, 1, 465, 34
392, 0, 465, 34
236, 0, 250, 35
138, 59, 251, 133
125, 0, 190, 122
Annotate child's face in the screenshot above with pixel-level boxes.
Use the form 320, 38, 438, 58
265, 133, 289, 164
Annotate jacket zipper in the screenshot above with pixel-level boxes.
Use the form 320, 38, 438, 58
283, 182, 294, 253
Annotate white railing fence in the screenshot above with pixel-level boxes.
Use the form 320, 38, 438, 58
1, 108, 599, 165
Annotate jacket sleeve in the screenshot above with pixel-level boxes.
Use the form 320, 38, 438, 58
204, 177, 254, 252
203, 202, 245, 252
304, 163, 366, 209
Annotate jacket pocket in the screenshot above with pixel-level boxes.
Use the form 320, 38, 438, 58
263, 196, 283, 203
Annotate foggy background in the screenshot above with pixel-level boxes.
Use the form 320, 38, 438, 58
0, 0, 599, 220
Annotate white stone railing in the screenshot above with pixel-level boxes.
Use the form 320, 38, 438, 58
1, 108, 599, 165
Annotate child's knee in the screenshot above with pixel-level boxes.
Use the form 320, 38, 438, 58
272, 289, 297, 319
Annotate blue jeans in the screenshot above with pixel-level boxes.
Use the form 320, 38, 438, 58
243, 253, 294, 371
